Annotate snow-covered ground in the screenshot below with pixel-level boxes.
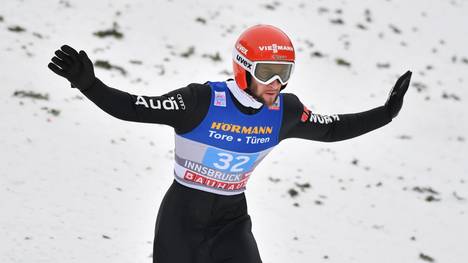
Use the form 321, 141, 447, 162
1, 0, 467, 262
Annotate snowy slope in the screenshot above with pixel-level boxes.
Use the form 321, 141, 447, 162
1, 0, 467, 262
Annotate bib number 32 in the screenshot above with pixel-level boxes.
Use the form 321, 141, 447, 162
203, 148, 258, 173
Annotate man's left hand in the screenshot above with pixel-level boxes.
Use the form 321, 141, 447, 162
385, 70, 412, 119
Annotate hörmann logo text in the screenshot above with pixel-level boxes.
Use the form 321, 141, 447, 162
211, 122, 273, 134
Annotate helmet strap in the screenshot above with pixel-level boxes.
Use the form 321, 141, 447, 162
246, 71, 252, 89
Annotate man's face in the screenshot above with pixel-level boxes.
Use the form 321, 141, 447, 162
248, 78, 282, 106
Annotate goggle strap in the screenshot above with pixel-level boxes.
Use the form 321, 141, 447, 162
232, 48, 254, 72
233, 47, 294, 85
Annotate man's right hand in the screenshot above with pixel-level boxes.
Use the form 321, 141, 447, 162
48, 45, 96, 91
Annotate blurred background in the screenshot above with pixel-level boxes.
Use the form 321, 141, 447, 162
0, 0, 467, 262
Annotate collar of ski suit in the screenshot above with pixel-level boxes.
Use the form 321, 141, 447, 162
226, 80, 263, 109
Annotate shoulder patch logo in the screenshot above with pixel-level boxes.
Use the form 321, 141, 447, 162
268, 96, 281, 110
214, 91, 226, 107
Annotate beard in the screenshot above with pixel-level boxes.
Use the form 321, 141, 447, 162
246, 84, 279, 107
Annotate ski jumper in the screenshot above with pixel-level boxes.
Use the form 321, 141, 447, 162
80, 78, 393, 263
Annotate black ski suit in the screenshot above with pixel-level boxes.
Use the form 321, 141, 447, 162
80, 78, 392, 263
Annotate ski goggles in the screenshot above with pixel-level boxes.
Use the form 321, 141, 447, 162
233, 49, 294, 85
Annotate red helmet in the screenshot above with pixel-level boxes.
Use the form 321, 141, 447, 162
233, 24, 295, 90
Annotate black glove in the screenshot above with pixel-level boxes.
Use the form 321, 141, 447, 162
48, 45, 96, 91
385, 70, 412, 119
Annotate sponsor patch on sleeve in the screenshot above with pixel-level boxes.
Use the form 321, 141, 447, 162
301, 105, 311, 122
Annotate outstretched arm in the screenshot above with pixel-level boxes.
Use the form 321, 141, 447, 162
48, 45, 207, 130
280, 71, 412, 142
77, 78, 195, 127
